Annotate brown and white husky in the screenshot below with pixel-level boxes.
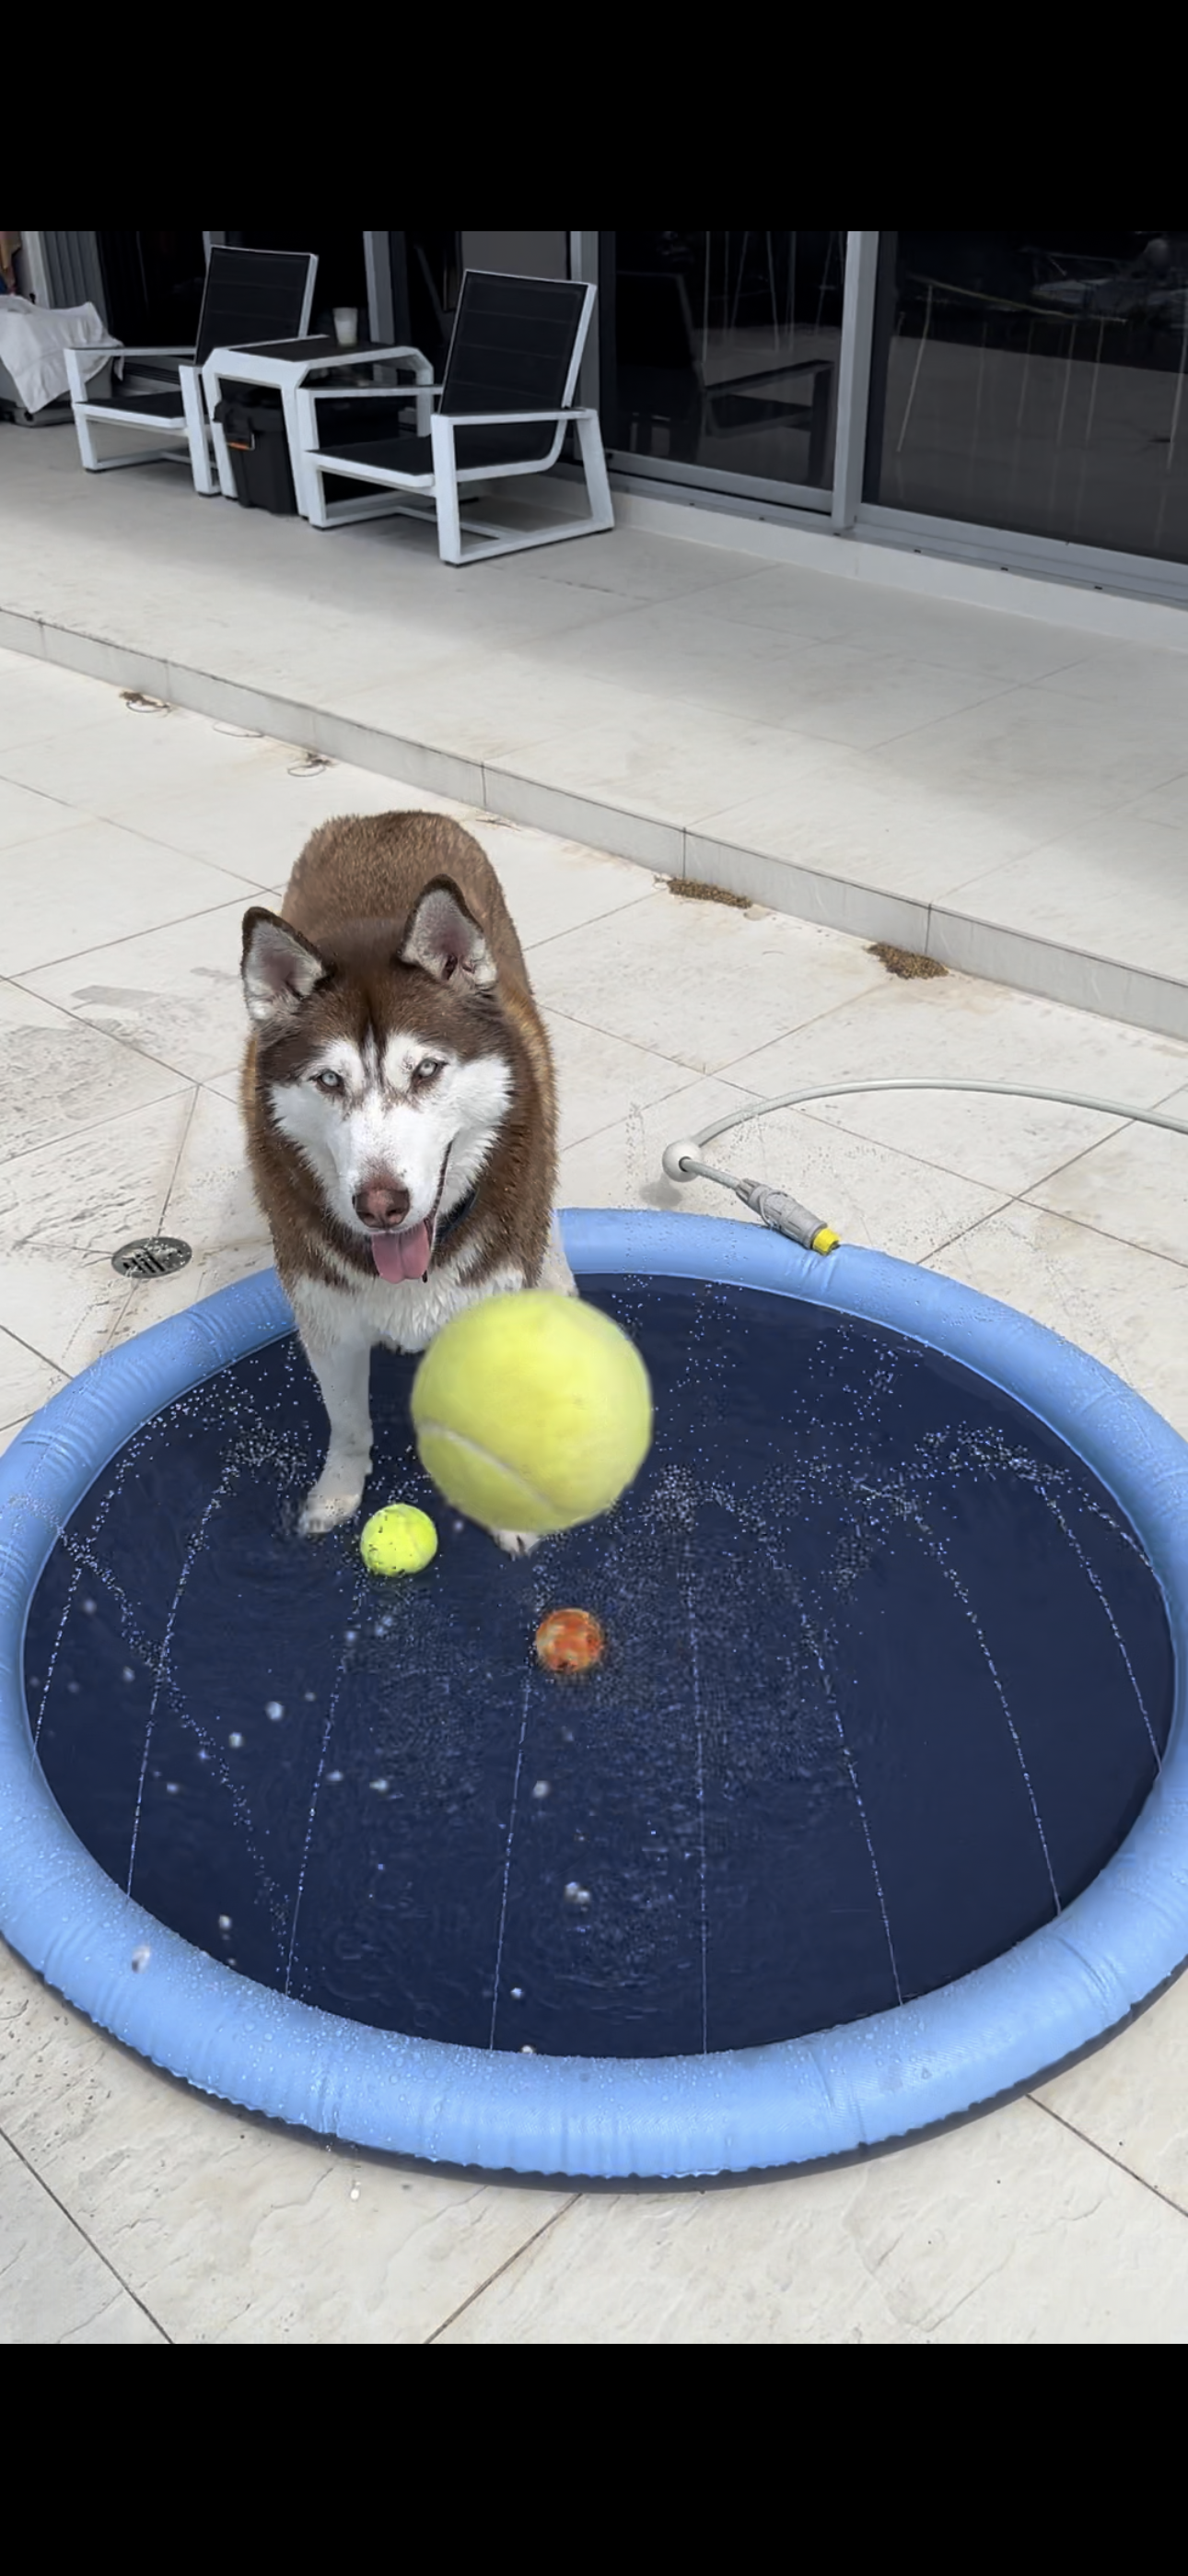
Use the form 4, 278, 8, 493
240, 809, 576, 1554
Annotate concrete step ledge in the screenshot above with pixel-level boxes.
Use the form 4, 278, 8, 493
6, 601, 1187, 1047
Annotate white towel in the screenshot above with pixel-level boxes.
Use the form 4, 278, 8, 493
0, 297, 119, 413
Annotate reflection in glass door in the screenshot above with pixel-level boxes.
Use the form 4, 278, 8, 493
866, 231, 1188, 565
601, 231, 846, 505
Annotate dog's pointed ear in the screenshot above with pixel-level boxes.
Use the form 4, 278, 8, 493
241, 908, 329, 1029
398, 877, 496, 990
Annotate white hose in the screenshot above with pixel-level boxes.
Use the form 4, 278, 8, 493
660, 1079, 1188, 1255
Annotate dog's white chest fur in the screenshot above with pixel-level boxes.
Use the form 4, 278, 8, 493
290, 1259, 530, 1359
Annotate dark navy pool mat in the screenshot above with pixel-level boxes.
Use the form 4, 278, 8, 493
25, 1276, 1173, 2058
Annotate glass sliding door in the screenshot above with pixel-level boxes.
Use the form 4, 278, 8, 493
600, 230, 847, 508
865, 231, 1188, 565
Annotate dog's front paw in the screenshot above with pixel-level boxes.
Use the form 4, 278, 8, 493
491, 1526, 542, 1557
298, 1472, 367, 1537
537, 1221, 579, 1300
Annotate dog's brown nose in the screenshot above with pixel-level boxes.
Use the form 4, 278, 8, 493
354, 1177, 411, 1229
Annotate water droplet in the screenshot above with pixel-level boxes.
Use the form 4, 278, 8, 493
303, 1690, 316, 1703
265, 1700, 284, 1721
520, 2044, 536, 2055
217, 1914, 232, 1932
327, 1769, 344, 1784
369, 1777, 389, 1794
81, 1598, 96, 1615
531, 1780, 551, 1800
564, 1881, 591, 1909
510, 1986, 524, 2000
130, 1944, 151, 1972
228, 1731, 243, 1749
349, 2184, 360, 2200
121, 1667, 135, 1684
165, 1781, 180, 1795
344, 1629, 358, 1645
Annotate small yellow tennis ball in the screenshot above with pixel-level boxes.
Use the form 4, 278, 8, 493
411, 1292, 652, 1536
359, 1503, 438, 1575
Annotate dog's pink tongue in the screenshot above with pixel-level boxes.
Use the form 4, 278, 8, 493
371, 1224, 430, 1282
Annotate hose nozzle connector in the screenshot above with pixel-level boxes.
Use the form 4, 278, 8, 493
734, 1180, 840, 1254
660, 1143, 838, 1252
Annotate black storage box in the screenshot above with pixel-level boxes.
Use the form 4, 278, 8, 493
213, 388, 297, 515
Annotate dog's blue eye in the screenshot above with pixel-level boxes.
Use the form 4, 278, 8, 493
413, 1060, 441, 1085
314, 1070, 343, 1094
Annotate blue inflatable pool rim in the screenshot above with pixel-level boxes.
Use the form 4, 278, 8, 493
2, 1207, 1186, 2181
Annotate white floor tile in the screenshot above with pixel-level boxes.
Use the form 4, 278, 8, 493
705, 565, 1099, 682
0, 1945, 571, 2347
874, 685, 1188, 838
925, 1202, 1188, 1441
486, 694, 839, 827
511, 528, 754, 603
0, 698, 284, 817
17, 899, 276, 1085
1032, 639, 1188, 718
1035, 1967, 1188, 2216
460, 818, 658, 948
1027, 1081, 1188, 1263
721, 972, 1188, 1196
541, 602, 1016, 745
0, 976, 191, 1153
299, 573, 634, 680
693, 750, 1046, 905
544, 1010, 707, 1153
1, 818, 258, 978
0, 651, 138, 754
560, 1071, 763, 1215
435, 2097, 1188, 2344
0, 2135, 164, 2345
106, 1087, 272, 1339
1122, 770, 1188, 831
103, 753, 467, 884
328, 655, 642, 767
935, 806, 1188, 981
530, 885, 889, 1074
0, 1326, 65, 1427
0, 1092, 193, 1374
0, 778, 87, 854
559, 1075, 1004, 1264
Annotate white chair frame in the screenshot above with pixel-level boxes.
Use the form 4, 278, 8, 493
63, 250, 317, 494
64, 345, 217, 486
295, 277, 613, 565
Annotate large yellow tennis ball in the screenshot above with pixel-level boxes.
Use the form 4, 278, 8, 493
411, 1292, 653, 1535
359, 1503, 438, 1575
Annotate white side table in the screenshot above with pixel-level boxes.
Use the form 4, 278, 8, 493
201, 337, 434, 518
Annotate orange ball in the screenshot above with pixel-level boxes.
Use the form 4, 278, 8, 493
534, 1609, 605, 1676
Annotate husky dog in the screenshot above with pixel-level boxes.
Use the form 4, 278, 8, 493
240, 810, 575, 1553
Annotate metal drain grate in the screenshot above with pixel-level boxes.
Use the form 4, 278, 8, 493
111, 1236, 192, 1281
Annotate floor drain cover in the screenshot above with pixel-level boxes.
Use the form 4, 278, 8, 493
111, 1236, 192, 1281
